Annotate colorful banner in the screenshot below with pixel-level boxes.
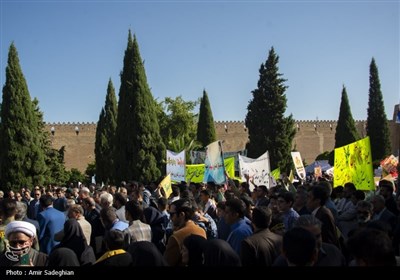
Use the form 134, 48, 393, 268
291, 151, 306, 180
186, 157, 235, 183
380, 155, 398, 179
334, 136, 374, 191
239, 151, 271, 190
203, 141, 226, 184
159, 174, 172, 198
190, 149, 247, 171
166, 149, 186, 182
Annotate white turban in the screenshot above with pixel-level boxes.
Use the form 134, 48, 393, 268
5, 221, 36, 239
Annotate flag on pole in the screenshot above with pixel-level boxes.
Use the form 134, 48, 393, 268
288, 169, 294, 183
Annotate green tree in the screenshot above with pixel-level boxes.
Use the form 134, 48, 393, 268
245, 47, 296, 172
329, 86, 360, 165
45, 146, 69, 185
95, 79, 117, 185
196, 90, 217, 148
0, 43, 47, 190
85, 161, 96, 185
32, 98, 51, 184
32, 98, 68, 185
66, 168, 86, 186
114, 31, 165, 183
366, 58, 391, 163
156, 95, 199, 161
335, 86, 360, 148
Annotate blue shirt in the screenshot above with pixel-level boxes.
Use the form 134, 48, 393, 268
226, 218, 253, 255
111, 220, 129, 231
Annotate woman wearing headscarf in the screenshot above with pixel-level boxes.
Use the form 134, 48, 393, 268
182, 234, 207, 266
127, 241, 167, 266
48, 247, 80, 266
203, 239, 241, 266
53, 219, 95, 266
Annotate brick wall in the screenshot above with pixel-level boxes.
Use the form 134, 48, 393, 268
45, 106, 400, 172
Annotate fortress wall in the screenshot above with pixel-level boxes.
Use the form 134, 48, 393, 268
46, 122, 97, 172
45, 107, 399, 171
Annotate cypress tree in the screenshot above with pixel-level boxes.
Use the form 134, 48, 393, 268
335, 86, 360, 148
46, 146, 69, 186
0, 43, 47, 190
95, 79, 117, 185
196, 90, 216, 148
32, 98, 52, 184
114, 31, 165, 183
366, 58, 391, 162
245, 47, 296, 171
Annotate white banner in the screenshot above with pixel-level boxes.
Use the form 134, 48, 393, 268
239, 151, 271, 191
291, 151, 306, 180
166, 150, 186, 182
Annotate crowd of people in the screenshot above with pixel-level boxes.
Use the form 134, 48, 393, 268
0, 173, 398, 267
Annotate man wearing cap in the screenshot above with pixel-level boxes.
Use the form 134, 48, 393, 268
0, 221, 48, 266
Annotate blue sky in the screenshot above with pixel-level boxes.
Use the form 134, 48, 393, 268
1, 1, 399, 124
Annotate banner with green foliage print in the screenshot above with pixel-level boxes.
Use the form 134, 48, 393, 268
334, 136, 374, 190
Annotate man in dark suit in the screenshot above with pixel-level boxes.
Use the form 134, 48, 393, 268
37, 194, 65, 255
370, 194, 396, 231
273, 215, 346, 266
306, 185, 340, 248
240, 206, 282, 266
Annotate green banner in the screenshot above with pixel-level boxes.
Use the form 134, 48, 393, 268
271, 168, 281, 180
186, 157, 235, 183
334, 137, 374, 191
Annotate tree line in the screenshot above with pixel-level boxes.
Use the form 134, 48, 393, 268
0, 31, 392, 190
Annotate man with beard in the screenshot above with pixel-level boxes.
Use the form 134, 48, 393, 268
0, 221, 48, 266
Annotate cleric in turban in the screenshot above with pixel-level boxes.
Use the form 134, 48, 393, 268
0, 221, 48, 266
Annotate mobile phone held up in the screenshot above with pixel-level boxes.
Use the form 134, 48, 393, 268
20, 253, 30, 265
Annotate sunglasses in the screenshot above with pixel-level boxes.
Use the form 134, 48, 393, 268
9, 239, 31, 247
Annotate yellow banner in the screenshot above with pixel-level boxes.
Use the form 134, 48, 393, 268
271, 168, 281, 180
186, 157, 235, 183
334, 137, 374, 191
186, 164, 205, 183
224, 157, 235, 179
160, 174, 172, 198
